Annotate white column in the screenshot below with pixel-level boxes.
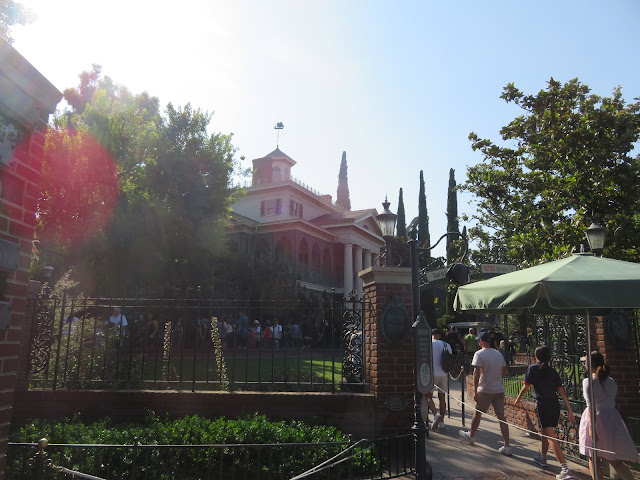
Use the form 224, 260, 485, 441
363, 249, 372, 269
343, 243, 353, 296
354, 245, 363, 297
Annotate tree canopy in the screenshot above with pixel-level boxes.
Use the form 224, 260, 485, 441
36, 66, 245, 292
396, 187, 406, 237
418, 170, 430, 256
463, 78, 640, 267
0, 1, 33, 43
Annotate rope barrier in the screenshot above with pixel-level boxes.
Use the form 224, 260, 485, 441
434, 384, 620, 457
53, 465, 107, 480
288, 438, 374, 480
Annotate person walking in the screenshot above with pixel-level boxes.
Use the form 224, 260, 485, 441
579, 351, 638, 480
464, 328, 478, 355
514, 346, 575, 480
273, 318, 283, 349
425, 328, 452, 432
459, 331, 512, 456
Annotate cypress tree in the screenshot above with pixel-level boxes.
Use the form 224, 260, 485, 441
446, 168, 460, 264
418, 171, 430, 258
396, 188, 407, 237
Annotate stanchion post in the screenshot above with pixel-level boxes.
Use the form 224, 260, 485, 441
32, 438, 48, 480
410, 228, 432, 480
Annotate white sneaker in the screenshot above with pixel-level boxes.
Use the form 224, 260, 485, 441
432, 414, 442, 431
438, 422, 447, 432
459, 430, 474, 445
498, 446, 513, 456
533, 452, 548, 467
556, 471, 573, 480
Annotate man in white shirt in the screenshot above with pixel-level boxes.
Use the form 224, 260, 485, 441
107, 307, 128, 329
459, 331, 512, 456
273, 318, 283, 349
425, 328, 451, 432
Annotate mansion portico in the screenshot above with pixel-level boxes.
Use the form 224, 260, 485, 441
228, 148, 384, 296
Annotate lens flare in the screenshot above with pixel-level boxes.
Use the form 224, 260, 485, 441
37, 128, 119, 246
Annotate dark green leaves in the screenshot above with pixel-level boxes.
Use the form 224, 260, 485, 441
463, 78, 640, 266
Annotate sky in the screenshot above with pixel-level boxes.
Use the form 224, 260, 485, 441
10, 0, 640, 257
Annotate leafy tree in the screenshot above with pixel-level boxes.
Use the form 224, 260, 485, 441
418, 170, 430, 257
396, 187, 406, 237
36, 68, 244, 292
0, 0, 33, 43
463, 78, 640, 266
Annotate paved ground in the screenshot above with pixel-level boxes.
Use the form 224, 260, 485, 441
422, 383, 595, 480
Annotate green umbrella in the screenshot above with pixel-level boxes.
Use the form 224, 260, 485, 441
453, 252, 640, 469
454, 253, 640, 314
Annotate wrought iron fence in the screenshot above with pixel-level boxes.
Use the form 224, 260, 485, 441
8, 435, 415, 480
532, 313, 588, 412
27, 289, 369, 393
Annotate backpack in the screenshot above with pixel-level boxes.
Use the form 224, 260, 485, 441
445, 332, 460, 354
441, 343, 456, 373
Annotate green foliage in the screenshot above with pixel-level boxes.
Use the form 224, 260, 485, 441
8, 413, 379, 479
30, 312, 143, 391
463, 78, 640, 267
0, 0, 33, 43
396, 187, 407, 237
446, 168, 461, 264
336, 151, 351, 210
418, 170, 430, 255
36, 67, 246, 292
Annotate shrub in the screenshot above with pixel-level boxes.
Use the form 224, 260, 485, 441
8, 413, 380, 479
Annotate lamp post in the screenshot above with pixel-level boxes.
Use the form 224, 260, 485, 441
376, 196, 397, 267
408, 224, 469, 480
42, 265, 54, 298
585, 222, 606, 257
583, 221, 606, 477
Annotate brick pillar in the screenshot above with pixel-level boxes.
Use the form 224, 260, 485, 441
593, 312, 640, 418
359, 266, 414, 436
0, 37, 62, 479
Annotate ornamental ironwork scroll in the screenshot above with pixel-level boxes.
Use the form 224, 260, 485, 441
342, 291, 364, 384
28, 296, 56, 374
534, 313, 587, 409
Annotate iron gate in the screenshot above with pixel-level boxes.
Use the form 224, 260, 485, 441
27, 288, 370, 393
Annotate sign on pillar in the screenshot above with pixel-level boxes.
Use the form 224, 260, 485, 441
413, 312, 433, 394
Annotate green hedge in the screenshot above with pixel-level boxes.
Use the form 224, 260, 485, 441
8, 412, 380, 479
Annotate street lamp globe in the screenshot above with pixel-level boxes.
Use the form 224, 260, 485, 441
377, 196, 397, 240
43, 265, 54, 282
585, 222, 606, 257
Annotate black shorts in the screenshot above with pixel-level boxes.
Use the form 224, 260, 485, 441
536, 399, 560, 429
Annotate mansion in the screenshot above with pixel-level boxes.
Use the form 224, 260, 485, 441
228, 148, 385, 297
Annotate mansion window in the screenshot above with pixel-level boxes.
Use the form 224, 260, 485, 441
290, 200, 303, 218
260, 198, 282, 216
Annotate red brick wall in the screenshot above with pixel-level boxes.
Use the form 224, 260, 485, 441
594, 314, 640, 418
0, 128, 48, 479
12, 390, 378, 438
362, 268, 415, 436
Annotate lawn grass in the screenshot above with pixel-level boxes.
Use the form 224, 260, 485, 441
140, 351, 344, 391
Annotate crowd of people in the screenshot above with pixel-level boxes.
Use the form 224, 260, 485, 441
216, 314, 326, 350
61, 308, 338, 354
426, 325, 637, 480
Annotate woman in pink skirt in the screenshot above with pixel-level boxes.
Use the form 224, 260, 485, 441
579, 351, 638, 480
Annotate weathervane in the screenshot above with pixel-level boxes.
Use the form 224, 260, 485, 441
274, 122, 284, 148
